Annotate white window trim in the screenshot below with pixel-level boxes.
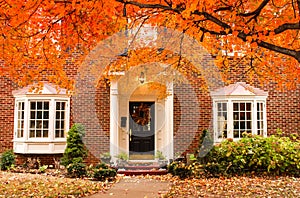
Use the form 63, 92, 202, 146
13, 95, 70, 154
213, 96, 267, 143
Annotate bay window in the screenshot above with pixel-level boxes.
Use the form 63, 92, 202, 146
211, 82, 268, 142
13, 83, 70, 154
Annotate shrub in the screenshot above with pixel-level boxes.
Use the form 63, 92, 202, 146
168, 161, 205, 179
93, 163, 117, 181
66, 160, 87, 178
61, 123, 88, 177
204, 134, 300, 176
86, 163, 117, 181
0, 150, 16, 170
168, 161, 192, 179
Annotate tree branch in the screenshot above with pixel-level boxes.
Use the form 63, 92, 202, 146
274, 22, 300, 34
115, 0, 300, 63
115, 0, 182, 13
236, 31, 300, 62
238, 0, 270, 17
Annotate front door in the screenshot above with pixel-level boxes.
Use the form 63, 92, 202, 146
129, 102, 155, 160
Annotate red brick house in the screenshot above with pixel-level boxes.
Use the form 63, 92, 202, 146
0, 28, 299, 165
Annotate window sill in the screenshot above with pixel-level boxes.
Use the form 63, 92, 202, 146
13, 140, 66, 154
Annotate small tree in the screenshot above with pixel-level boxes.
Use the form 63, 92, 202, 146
61, 123, 87, 177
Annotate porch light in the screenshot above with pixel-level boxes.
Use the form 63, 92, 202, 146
139, 71, 145, 84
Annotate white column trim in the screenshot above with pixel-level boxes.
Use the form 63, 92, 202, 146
165, 82, 174, 160
110, 80, 119, 162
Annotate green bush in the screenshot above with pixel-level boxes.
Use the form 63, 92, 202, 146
168, 161, 192, 179
66, 161, 87, 178
204, 134, 300, 176
61, 123, 88, 177
168, 161, 205, 179
86, 163, 117, 181
0, 150, 16, 170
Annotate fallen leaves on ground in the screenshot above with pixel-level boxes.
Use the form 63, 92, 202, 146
0, 171, 119, 197
165, 175, 300, 197
1, 172, 300, 197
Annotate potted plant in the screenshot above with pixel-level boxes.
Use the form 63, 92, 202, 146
115, 152, 128, 168
100, 152, 111, 164
155, 151, 168, 166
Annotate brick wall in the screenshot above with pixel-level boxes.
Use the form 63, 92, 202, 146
1, 53, 300, 165
0, 77, 15, 153
223, 58, 300, 135
173, 60, 212, 156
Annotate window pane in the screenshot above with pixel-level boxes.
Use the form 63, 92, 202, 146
30, 111, 35, 119
233, 103, 238, 111
216, 102, 227, 139
43, 130, 48, 138
36, 121, 42, 128
233, 112, 239, 120
30, 102, 36, 110
36, 130, 41, 137
56, 112, 60, 119
30, 130, 35, 138
17, 102, 24, 139
233, 102, 252, 139
30, 120, 35, 128
61, 103, 65, 110
246, 112, 251, 120
37, 102, 43, 109
246, 121, 251, 129
29, 101, 50, 138
43, 121, 49, 129
246, 103, 251, 111
44, 111, 49, 119
257, 103, 264, 135
222, 103, 227, 111
37, 111, 43, 119
234, 131, 239, 138
44, 102, 49, 109
55, 130, 60, 138
240, 103, 245, 111
56, 121, 60, 129
56, 102, 60, 110
55, 101, 67, 138
61, 112, 65, 119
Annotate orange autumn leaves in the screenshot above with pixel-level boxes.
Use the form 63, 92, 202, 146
0, 0, 125, 89
0, 0, 300, 90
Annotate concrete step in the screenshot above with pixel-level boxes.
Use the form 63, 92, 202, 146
117, 169, 168, 176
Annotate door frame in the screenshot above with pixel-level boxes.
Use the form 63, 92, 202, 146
109, 80, 174, 163
128, 101, 155, 159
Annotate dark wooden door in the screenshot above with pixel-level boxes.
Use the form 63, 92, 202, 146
129, 102, 155, 159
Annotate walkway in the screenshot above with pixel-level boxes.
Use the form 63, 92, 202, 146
87, 176, 171, 198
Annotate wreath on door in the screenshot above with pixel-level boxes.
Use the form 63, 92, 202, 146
131, 103, 151, 126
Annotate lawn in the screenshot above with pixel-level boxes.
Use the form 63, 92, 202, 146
0, 171, 118, 197
1, 171, 300, 197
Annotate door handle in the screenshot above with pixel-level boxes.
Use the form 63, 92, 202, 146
129, 129, 132, 141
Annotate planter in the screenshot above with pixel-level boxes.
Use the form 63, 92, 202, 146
100, 157, 111, 164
